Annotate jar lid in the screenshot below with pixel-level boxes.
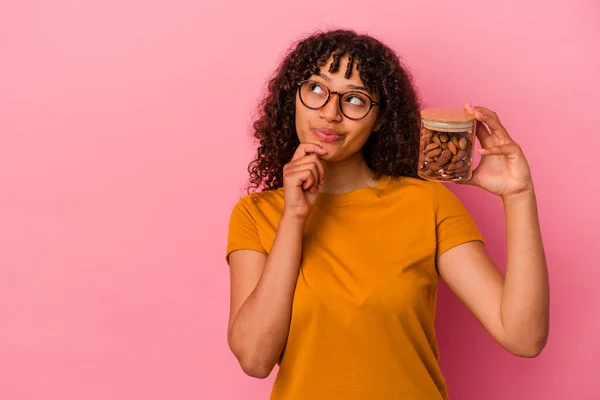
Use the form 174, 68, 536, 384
420, 108, 475, 123
420, 108, 475, 131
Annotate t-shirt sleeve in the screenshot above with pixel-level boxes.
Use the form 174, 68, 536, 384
433, 182, 484, 258
226, 196, 268, 264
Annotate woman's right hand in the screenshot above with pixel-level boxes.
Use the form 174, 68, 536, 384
282, 143, 328, 220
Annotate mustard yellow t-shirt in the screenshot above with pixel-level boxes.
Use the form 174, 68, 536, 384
226, 176, 484, 399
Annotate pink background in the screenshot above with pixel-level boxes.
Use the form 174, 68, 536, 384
1, 1, 598, 399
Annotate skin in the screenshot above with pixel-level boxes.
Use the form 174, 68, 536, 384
294, 55, 384, 196
227, 54, 549, 379
439, 103, 549, 358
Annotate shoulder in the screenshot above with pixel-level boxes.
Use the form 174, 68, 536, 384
230, 188, 285, 216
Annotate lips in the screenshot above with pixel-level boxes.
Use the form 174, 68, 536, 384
312, 128, 343, 143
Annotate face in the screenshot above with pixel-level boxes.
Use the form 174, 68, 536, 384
295, 54, 382, 162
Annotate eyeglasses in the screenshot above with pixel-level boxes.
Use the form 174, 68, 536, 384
297, 80, 379, 120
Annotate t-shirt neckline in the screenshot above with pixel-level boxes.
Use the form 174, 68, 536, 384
315, 175, 392, 207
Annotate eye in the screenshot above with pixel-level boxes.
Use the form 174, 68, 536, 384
344, 93, 368, 107
309, 82, 326, 96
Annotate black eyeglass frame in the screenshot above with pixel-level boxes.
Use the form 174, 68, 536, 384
297, 79, 380, 121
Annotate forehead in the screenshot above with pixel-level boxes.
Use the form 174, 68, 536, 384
311, 53, 377, 96
316, 53, 362, 83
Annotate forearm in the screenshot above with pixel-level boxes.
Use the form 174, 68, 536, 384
500, 188, 549, 355
229, 214, 306, 376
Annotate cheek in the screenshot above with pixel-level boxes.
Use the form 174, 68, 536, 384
348, 131, 373, 149
294, 109, 305, 138
294, 98, 302, 121
344, 125, 376, 151
295, 101, 312, 139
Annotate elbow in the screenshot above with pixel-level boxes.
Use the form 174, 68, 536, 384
505, 335, 548, 358
514, 346, 545, 358
500, 319, 549, 358
238, 357, 273, 379
519, 338, 548, 358
234, 346, 274, 378
228, 335, 274, 379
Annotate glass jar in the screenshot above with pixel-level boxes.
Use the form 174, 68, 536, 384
417, 108, 477, 182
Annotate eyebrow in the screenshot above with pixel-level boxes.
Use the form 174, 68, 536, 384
316, 72, 369, 92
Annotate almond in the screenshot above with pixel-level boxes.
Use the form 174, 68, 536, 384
454, 164, 470, 173
447, 160, 465, 171
452, 135, 460, 148
448, 141, 458, 155
427, 148, 443, 157
426, 149, 452, 170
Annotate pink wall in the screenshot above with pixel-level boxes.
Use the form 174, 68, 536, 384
1, 1, 598, 399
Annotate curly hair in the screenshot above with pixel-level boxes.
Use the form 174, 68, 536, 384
246, 28, 422, 193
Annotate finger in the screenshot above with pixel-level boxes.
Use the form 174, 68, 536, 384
286, 169, 316, 193
294, 160, 325, 187
299, 167, 319, 193
477, 143, 521, 157
299, 164, 319, 190
292, 142, 328, 161
470, 106, 512, 142
289, 154, 325, 185
474, 119, 494, 149
288, 165, 318, 191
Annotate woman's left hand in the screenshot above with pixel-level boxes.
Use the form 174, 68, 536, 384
459, 103, 534, 198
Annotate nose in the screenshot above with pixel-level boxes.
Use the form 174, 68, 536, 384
319, 93, 343, 122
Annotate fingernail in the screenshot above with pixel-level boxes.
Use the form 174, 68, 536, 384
478, 149, 485, 154
474, 111, 483, 119
465, 102, 474, 110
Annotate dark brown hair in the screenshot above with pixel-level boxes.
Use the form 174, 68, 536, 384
247, 28, 421, 193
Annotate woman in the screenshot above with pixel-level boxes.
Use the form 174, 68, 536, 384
225, 29, 549, 399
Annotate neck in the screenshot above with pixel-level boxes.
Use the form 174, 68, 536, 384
320, 152, 378, 194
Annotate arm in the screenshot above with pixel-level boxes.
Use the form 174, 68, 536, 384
228, 214, 305, 378
227, 143, 327, 378
437, 104, 549, 357
438, 188, 549, 357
